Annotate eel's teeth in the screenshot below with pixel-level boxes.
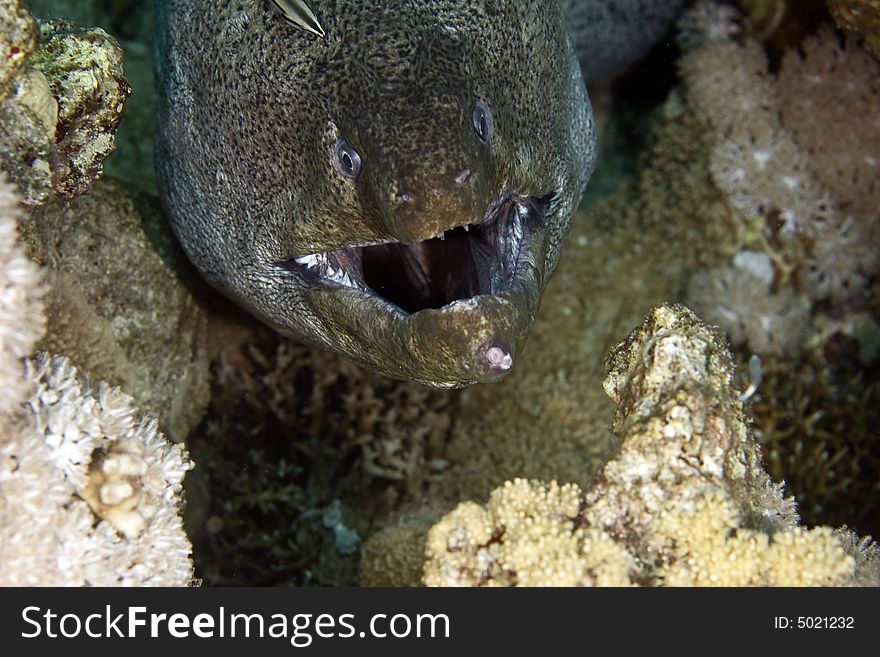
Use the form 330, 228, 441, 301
295, 253, 326, 269
463, 224, 470, 232
438, 232, 445, 241
513, 205, 525, 243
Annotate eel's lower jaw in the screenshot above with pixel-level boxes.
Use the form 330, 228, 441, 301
275, 192, 556, 387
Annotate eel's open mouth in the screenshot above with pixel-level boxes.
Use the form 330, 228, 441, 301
276, 193, 555, 315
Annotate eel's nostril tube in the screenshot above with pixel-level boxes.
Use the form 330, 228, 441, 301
481, 341, 513, 374
454, 168, 471, 185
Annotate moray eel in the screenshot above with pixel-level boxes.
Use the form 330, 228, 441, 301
155, 0, 682, 387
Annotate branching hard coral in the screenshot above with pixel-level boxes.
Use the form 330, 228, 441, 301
0, 1, 129, 205
423, 305, 877, 587
751, 354, 880, 537
656, 490, 854, 586
186, 324, 453, 586
424, 479, 634, 587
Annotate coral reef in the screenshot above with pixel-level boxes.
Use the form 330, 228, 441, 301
0, 173, 194, 586
185, 322, 454, 585
777, 27, 880, 230
3, 0, 874, 587
686, 261, 810, 358
675, 2, 880, 534
681, 4, 879, 331
424, 479, 635, 587
0, 1, 129, 206
0, 354, 195, 586
0, 0, 38, 94
30, 19, 131, 199
20, 179, 211, 441
422, 305, 878, 586
0, 174, 44, 415
365, 2, 880, 583
25, 0, 158, 192
753, 354, 880, 535
827, 0, 880, 58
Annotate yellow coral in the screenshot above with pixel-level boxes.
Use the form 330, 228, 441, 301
657, 491, 855, 586
424, 479, 634, 587
424, 481, 858, 587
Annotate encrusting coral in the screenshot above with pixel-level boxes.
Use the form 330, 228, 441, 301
20, 179, 211, 441
0, 0, 129, 206
24, 0, 160, 193
0, 173, 195, 585
422, 305, 879, 587
29, 19, 131, 200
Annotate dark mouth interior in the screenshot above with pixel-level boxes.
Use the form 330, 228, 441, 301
278, 193, 554, 315
362, 224, 496, 313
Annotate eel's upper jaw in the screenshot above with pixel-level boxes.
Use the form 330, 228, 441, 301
274, 192, 557, 387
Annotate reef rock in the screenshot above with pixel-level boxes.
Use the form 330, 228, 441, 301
0, 1, 129, 206
421, 305, 879, 586
828, 0, 880, 59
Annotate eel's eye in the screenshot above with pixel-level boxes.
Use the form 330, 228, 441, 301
472, 100, 494, 144
335, 139, 362, 179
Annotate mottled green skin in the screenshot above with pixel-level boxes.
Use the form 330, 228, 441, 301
155, 1, 679, 387
155, 0, 590, 387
